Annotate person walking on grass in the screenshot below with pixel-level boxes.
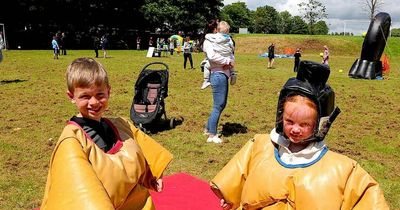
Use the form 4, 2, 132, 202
52, 35, 59, 59
267, 43, 275, 69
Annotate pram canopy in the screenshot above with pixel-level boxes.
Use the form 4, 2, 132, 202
135, 62, 169, 99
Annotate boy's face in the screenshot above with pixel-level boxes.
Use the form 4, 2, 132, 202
283, 101, 317, 143
67, 84, 110, 121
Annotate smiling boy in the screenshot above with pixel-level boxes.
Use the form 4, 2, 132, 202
40, 57, 172, 210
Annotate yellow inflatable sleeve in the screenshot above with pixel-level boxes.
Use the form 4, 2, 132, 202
210, 137, 258, 209
41, 137, 114, 210
40, 117, 172, 210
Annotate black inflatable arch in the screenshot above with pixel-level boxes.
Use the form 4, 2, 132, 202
348, 12, 391, 79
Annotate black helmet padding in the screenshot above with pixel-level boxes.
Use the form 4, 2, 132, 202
297, 61, 330, 88
275, 60, 340, 142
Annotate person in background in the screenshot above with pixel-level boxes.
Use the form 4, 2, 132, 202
100, 34, 108, 58
60, 32, 67, 55
149, 36, 154, 47
210, 61, 388, 210
0, 31, 5, 50
199, 20, 218, 90
40, 57, 172, 209
201, 21, 236, 89
51, 35, 59, 59
183, 37, 194, 69
0, 31, 4, 62
156, 38, 161, 51
201, 19, 235, 144
322, 45, 329, 65
169, 38, 174, 55
293, 48, 301, 72
267, 43, 275, 69
93, 35, 100, 58
136, 36, 141, 50
176, 40, 181, 56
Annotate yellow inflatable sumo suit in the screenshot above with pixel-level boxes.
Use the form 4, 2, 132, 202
40, 117, 172, 210
210, 133, 388, 210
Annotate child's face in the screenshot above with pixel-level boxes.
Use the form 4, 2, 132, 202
283, 100, 317, 143
68, 84, 110, 121
218, 25, 229, 34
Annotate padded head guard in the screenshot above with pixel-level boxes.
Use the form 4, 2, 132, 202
276, 60, 341, 142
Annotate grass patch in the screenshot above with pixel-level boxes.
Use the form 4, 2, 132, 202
0, 34, 399, 209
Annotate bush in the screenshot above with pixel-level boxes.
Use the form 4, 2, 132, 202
391, 28, 400, 37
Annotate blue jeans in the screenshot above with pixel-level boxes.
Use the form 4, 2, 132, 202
206, 72, 229, 135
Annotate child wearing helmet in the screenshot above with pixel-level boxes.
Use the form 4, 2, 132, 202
210, 61, 388, 209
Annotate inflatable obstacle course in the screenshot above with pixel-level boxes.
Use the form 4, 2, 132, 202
348, 12, 391, 79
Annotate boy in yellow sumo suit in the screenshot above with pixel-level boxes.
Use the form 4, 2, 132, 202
40, 57, 172, 210
211, 61, 388, 210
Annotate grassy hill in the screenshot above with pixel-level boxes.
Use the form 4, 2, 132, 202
233, 34, 400, 58
0, 34, 399, 209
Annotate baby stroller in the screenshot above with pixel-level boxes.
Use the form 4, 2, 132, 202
130, 62, 174, 132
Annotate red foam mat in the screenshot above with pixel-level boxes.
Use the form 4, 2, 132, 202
150, 173, 221, 210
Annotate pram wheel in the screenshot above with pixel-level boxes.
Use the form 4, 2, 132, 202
169, 118, 175, 128
138, 123, 148, 133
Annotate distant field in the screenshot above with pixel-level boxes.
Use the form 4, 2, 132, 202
0, 34, 399, 209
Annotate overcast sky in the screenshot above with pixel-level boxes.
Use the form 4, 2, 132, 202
223, 0, 400, 35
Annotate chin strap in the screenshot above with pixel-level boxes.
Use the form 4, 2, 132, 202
315, 106, 341, 140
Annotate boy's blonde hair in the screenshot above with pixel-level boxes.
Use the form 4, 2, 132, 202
217, 21, 230, 34
66, 57, 109, 92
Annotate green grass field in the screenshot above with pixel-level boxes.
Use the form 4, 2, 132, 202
0, 34, 399, 209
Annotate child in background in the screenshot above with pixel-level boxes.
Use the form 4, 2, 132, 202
51, 35, 59, 59
211, 61, 388, 209
201, 21, 236, 90
322, 45, 329, 65
40, 57, 172, 210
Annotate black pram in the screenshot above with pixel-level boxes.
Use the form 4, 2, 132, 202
130, 62, 174, 132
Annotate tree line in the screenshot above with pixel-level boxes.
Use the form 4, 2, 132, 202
0, 0, 330, 49
221, 1, 329, 35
